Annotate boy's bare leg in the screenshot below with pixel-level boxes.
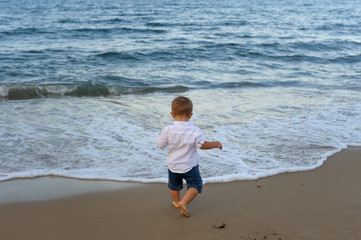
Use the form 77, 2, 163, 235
179, 188, 198, 217
169, 189, 181, 208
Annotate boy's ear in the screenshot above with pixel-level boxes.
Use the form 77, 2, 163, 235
170, 112, 176, 119
188, 113, 193, 120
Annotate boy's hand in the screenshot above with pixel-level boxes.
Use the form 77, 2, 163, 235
200, 141, 223, 150
216, 141, 223, 150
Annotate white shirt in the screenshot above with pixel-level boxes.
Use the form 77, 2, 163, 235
156, 121, 205, 173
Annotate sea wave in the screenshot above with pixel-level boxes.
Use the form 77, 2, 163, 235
1, 88, 360, 183
0, 84, 190, 100
1, 27, 55, 36
0, 80, 323, 100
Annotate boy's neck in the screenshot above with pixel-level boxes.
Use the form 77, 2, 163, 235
171, 113, 192, 121
174, 116, 190, 121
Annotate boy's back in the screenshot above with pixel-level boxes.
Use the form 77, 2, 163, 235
157, 120, 205, 173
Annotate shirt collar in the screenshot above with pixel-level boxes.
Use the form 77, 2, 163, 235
174, 121, 193, 126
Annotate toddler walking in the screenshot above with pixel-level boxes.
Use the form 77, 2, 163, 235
156, 96, 222, 217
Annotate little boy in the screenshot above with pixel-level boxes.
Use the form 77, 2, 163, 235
156, 96, 222, 217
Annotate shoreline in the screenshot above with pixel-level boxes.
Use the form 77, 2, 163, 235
0, 145, 357, 193
0, 176, 144, 205
0, 147, 360, 239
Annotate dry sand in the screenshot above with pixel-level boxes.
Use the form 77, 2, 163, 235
0, 148, 360, 240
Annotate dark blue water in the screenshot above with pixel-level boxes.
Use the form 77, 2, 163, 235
0, 0, 361, 182
1, 0, 360, 99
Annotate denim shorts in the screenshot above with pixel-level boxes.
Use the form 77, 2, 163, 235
168, 165, 203, 193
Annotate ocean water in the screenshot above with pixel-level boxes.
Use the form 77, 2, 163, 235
1, 0, 360, 183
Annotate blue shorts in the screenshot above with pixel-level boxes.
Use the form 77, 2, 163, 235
168, 165, 203, 193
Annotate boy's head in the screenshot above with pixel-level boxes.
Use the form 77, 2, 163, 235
171, 96, 193, 118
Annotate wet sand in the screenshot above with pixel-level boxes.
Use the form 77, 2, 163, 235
0, 148, 360, 240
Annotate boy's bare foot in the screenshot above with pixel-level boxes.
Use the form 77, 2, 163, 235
179, 201, 189, 217
172, 201, 181, 208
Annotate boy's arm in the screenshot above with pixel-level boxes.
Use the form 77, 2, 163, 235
200, 141, 223, 150
156, 128, 168, 150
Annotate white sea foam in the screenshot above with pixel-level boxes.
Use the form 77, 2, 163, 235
0, 88, 360, 183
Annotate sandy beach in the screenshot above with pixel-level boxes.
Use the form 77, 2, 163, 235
0, 148, 360, 240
